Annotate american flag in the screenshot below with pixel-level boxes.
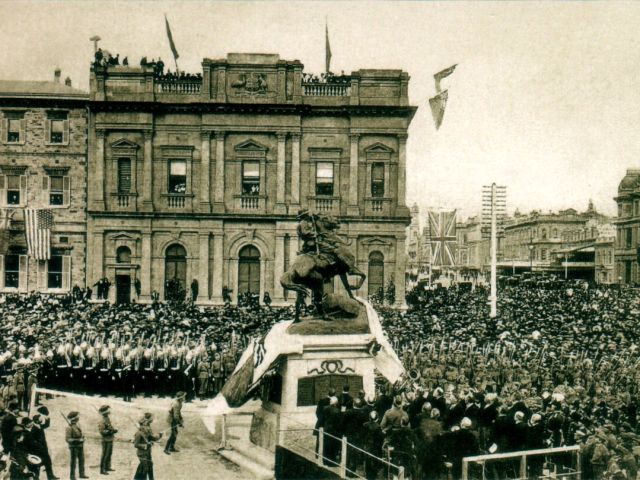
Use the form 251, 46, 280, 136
24, 208, 53, 260
427, 210, 457, 267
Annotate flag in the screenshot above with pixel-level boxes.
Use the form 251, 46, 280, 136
429, 90, 449, 130
427, 210, 457, 268
24, 208, 53, 261
434, 64, 457, 91
325, 21, 332, 74
165, 15, 179, 61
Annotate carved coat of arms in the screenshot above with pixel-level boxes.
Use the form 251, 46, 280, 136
231, 73, 268, 95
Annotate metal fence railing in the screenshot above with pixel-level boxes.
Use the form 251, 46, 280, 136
462, 445, 581, 480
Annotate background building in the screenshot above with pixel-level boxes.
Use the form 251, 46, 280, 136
614, 169, 640, 284
456, 215, 490, 282
87, 53, 416, 305
0, 71, 88, 293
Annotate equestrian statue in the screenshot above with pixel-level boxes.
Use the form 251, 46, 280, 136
280, 209, 366, 322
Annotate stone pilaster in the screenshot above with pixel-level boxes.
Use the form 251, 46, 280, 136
200, 131, 212, 212
211, 233, 224, 303
141, 130, 154, 212
198, 233, 210, 301
290, 133, 301, 208
397, 134, 408, 208
140, 232, 152, 302
273, 234, 285, 301
91, 129, 106, 210
347, 133, 360, 216
394, 234, 407, 309
213, 131, 225, 213
275, 133, 287, 214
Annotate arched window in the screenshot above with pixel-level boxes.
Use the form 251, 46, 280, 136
552, 228, 558, 238
165, 244, 187, 291
541, 228, 547, 240
238, 245, 260, 294
116, 246, 131, 264
368, 251, 384, 297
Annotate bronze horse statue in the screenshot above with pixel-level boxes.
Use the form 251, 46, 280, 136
280, 212, 365, 321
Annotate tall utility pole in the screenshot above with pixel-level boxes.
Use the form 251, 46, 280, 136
482, 184, 506, 318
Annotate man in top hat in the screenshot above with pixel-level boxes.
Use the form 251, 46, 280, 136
134, 413, 162, 480
164, 392, 185, 455
9, 425, 32, 480
65, 411, 87, 480
98, 405, 117, 475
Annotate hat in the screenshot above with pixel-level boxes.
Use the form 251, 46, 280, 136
19, 417, 33, 427
98, 405, 110, 415
67, 411, 80, 422
176, 391, 186, 399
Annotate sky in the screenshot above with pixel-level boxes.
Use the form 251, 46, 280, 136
0, 1, 638, 220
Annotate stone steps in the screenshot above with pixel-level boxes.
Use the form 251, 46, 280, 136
218, 441, 275, 480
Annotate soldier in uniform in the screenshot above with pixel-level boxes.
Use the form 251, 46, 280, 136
134, 413, 162, 480
209, 353, 223, 395
98, 405, 117, 475
65, 411, 87, 480
164, 391, 185, 454
197, 356, 210, 400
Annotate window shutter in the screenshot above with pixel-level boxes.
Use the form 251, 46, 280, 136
62, 119, 70, 145
1, 118, 7, 143
62, 255, 71, 291
37, 260, 46, 290
0, 254, 4, 289
42, 175, 50, 205
63, 176, 71, 206
18, 255, 28, 291
19, 119, 26, 145
44, 119, 51, 144
19, 175, 27, 206
0, 175, 6, 207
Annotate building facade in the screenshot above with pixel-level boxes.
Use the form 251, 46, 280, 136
87, 53, 416, 305
456, 215, 490, 281
0, 73, 88, 293
614, 169, 640, 284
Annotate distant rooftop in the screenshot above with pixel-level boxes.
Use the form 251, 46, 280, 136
0, 80, 88, 99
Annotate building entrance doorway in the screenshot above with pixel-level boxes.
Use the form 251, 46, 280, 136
116, 274, 131, 304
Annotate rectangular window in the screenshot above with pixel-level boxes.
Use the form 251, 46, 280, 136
47, 255, 63, 289
242, 161, 260, 195
7, 119, 21, 143
118, 158, 132, 193
7, 174, 20, 205
315, 162, 334, 196
627, 228, 633, 248
4, 254, 19, 288
168, 159, 187, 194
371, 163, 385, 198
47, 111, 68, 144
49, 175, 64, 205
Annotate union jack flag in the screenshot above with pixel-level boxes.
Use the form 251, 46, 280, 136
427, 210, 457, 267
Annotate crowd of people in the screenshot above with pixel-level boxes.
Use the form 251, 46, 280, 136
0, 277, 639, 478
302, 71, 351, 84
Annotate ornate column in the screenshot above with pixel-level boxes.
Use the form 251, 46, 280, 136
198, 233, 210, 301
347, 133, 360, 216
290, 134, 301, 208
273, 234, 285, 302
200, 131, 212, 213
213, 131, 225, 213
91, 129, 106, 210
141, 130, 154, 212
140, 232, 152, 302
211, 233, 224, 303
275, 133, 287, 214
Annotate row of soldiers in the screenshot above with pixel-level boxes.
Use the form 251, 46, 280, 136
0, 340, 241, 403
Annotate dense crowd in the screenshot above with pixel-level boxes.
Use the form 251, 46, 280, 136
302, 71, 351, 84
0, 278, 639, 478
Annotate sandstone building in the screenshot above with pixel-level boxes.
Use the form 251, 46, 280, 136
0, 72, 88, 293
86, 53, 416, 305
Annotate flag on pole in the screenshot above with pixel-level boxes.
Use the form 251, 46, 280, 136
434, 64, 457, 93
165, 14, 179, 61
24, 208, 53, 261
429, 91, 449, 130
427, 210, 457, 267
325, 21, 332, 74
